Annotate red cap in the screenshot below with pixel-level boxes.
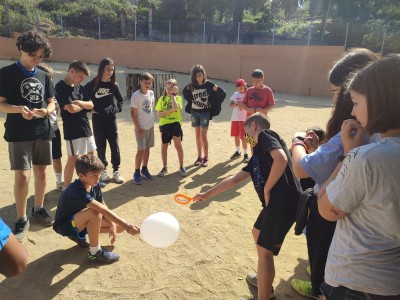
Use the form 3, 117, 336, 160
235, 79, 246, 87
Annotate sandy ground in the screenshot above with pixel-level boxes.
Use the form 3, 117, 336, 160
0, 59, 333, 299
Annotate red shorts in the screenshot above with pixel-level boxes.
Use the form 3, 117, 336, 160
230, 121, 245, 138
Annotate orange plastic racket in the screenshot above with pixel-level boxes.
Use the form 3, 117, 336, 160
174, 193, 193, 205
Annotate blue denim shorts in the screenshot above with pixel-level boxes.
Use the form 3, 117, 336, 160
191, 110, 210, 128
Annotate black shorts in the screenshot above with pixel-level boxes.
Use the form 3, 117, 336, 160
54, 215, 87, 239
52, 129, 62, 159
159, 122, 183, 144
254, 207, 294, 256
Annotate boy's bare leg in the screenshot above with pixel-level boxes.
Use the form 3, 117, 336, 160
200, 127, 208, 158
194, 127, 202, 157
142, 149, 150, 167
257, 246, 275, 300
135, 150, 144, 170
241, 137, 248, 152
234, 136, 240, 148
52, 158, 62, 174
32, 165, 47, 207
252, 227, 275, 300
14, 170, 30, 218
172, 136, 184, 167
161, 143, 168, 167
64, 155, 78, 187
73, 208, 102, 247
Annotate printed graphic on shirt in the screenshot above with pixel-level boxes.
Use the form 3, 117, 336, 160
249, 92, 265, 102
192, 88, 210, 109
252, 157, 264, 194
142, 98, 152, 113
95, 88, 112, 99
20, 78, 44, 104
159, 98, 172, 111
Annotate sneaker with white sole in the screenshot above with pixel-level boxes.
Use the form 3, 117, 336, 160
179, 167, 188, 177
201, 157, 209, 167
230, 151, 241, 159
158, 167, 168, 177
113, 171, 124, 183
101, 170, 112, 182
243, 154, 250, 163
31, 207, 54, 226
245, 273, 276, 299
56, 182, 64, 190
133, 172, 141, 185
14, 219, 30, 241
194, 157, 203, 166
87, 247, 120, 263
141, 168, 154, 180
291, 279, 319, 299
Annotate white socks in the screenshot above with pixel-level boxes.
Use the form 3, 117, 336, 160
55, 173, 63, 184
90, 245, 101, 255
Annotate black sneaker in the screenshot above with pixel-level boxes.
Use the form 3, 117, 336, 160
68, 235, 90, 248
243, 154, 250, 163
31, 207, 54, 226
230, 151, 241, 159
14, 219, 30, 241
88, 247, 120, 263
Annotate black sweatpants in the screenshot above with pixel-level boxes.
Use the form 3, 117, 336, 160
92, 114, 121, 172
306, 194, 336, 296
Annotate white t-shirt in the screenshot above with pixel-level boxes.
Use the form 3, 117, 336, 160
325, 137, 400, 295
230, 92, 247, 121
130, 89, 155, 130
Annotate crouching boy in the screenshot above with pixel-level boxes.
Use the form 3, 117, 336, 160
53, 154, 140, 263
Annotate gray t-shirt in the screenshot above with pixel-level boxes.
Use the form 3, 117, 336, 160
325, 137, 400, 295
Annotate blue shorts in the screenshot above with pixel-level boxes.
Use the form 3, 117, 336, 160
191, 110, 210, 128
55, 215, 87, 239
0, 218, 11, 251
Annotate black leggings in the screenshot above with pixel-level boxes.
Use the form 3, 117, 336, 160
306, 194, 336, 296
92, 114, 120, 171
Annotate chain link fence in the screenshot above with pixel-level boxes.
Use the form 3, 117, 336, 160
1, 7, 397, 54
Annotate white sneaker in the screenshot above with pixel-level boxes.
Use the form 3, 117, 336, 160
113, 171, 124, 183
101, 170, 111, 182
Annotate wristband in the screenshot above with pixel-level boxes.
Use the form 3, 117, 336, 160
291, 141, 308, 152
292, 136, 305, 143
171, 93, 177, 96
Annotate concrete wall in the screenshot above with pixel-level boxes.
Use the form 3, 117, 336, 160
0, 36, 345, 96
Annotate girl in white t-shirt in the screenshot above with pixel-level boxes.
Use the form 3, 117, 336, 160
229, 79, 249, 162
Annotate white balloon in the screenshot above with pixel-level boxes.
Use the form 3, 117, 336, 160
140, 212, 180, 248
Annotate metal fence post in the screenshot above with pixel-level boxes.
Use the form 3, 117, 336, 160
237, 22, 240, 44
307, 25, 312, 46
168, 20, 171, 42
60, 15, 64, 37
134, 18, 137, 41
344, 22, 349, 49
381, 28, 386, 56
97, 16, 101, 39
203, 21, 206, 44
5, 1, 12, 37
272, 22, 275, 45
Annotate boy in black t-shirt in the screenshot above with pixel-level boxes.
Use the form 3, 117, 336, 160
0, 30, 56, 241
53, 154, 140, 263
55, 61, 95, 188
194, 113, 301, 300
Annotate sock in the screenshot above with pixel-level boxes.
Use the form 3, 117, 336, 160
34, 205, 43, 212
236, 147, 241, 153
55, 173, 62, 184
17, 216, 27, 222
90, 245, 101, 255
142, 166, 148, 171
243, 149, 248, 155
135, 169, 140, 173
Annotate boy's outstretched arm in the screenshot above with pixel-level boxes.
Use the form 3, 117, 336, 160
264, 148, 287, 207
193, 170, 250, 201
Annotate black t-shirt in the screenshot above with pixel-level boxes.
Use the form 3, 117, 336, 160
55, 80, 92, 140
0, 63, 55, 142
84, 79, 124, 117
243, 129, 301, 220
53, 179, 103, 235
